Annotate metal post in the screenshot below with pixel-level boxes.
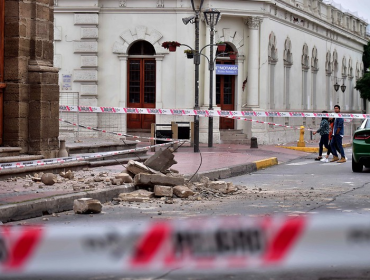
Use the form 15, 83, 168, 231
193, 11, 200, 153
208, 25, 214, 147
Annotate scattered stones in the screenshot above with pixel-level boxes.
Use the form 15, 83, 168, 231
64, 170, 74, 180
165, 198, 174, 204
94, 176, 103, 182
73, 198, 102, 214
115, 173, 133, 183
154, 185, 173, 197
111, 178, 123, 185
117, 189, 154, 202
126, 160, 159, 175
173, 186, 194, 198
41, 173, 57, 186
134, 173, 185, 187
144, 148, 177, 172
31, 176, 42, 182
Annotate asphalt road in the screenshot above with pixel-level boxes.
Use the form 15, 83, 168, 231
4, 147, 370, 280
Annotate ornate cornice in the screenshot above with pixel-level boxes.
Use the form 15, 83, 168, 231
245, 17, 263, 30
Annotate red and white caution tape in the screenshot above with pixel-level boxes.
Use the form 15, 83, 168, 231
223, 116, 318, 131
60, 105, 370, 119
0, 141, 182, 171
2, 215, 370, 276
59, 118, 188, 143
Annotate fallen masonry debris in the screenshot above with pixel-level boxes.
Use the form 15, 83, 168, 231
41, 173, 57, 186
173, 185, 194, 198
134, 173, 185, 187
154, 185, 173, 197
117, 189, 154, 202
73, 198, 102, 214
144, 148, 177, 172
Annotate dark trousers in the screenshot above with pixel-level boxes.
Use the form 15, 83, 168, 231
319, 134, 329, 156
331, 134, 345, 158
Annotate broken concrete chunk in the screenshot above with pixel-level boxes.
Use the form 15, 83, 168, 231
111, 178, 123, 185
144, 148, 178, 172
134, 173, 185, 187
115, 173, 133, 183
126, 160, 159, 175
94, 176, 103, 182
207, 181, 228, 191
154, 185, 173, 197
64, 170, 74, 180
173, 186, 194, 198
41, 173, 57, 186
73, 198, 102, 214
117, 189, 154, 202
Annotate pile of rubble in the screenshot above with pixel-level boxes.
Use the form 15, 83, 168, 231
113, 148, 240, 204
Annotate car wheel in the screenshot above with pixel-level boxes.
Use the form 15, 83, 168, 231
352, 155, 363, 172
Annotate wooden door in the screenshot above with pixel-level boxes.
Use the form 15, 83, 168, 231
127, 59, 156, 129
216, 61, 235, 129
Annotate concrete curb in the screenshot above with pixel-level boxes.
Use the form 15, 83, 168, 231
186, 157, 279, 181
276, 143, 352, 153
1, 156, 280, 223
0, 185, 135, 223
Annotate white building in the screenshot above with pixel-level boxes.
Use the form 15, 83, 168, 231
54, 0, 368, 144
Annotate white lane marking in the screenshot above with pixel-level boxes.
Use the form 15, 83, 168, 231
286, 161, 313, 166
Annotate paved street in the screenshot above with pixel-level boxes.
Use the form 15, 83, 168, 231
4, 147, 370, 280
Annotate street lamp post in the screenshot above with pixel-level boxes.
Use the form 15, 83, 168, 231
190, 0, 204, 153
203, 8, 221, 148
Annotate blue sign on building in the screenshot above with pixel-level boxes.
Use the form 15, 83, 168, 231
216, 64, 238, 75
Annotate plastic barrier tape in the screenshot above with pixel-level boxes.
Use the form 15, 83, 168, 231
60, 105, 370, 119
3, 215, 370, 275
59, 118, 189, 143
0, 141, 182, 171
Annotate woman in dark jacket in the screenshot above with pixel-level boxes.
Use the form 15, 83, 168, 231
313, 111, 330, 161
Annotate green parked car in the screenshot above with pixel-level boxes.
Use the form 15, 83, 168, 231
352, 119, 370, 172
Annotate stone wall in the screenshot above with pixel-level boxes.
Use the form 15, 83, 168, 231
4, 0, 59, 157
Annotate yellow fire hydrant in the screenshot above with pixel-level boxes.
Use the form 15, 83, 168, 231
297, 126, 305, 147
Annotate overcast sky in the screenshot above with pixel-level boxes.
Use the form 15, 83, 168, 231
330, 0, 370, 28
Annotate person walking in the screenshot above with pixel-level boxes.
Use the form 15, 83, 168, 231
313, 111, 330, 161
330, 105, 346, 163
320, 118, 338, 163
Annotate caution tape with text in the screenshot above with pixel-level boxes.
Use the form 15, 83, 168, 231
2, 215, 370, 275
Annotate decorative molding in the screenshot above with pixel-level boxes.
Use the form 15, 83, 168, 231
283, 37, 293, 66
311, 46, 319, 72
73, 70, 98, 82
301, 43, 310, 71
74, 14, 99, 25
81, 56, 98, 68
333, 49, 338, 74
215, 28, 244, 53
119, 0, 126, 7
81, 28, 99, 39
157, 0, 164, 8
342, 56, 347, 77
74, 41, 98, 53
113, 26, 165, 55
348, 58, 353, 78
268, 32, 278, 64
245, 17, 263, 30
325, 51, 332, 74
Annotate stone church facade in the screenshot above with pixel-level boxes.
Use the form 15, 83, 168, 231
3, 0, 59, 157
54, 0, 368, 144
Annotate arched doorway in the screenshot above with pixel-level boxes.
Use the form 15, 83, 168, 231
127, 40, 156, 129
216, 44, 235, 129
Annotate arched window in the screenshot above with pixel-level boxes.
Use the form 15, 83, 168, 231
128, 40, 156, 55
127, 40, 156, 129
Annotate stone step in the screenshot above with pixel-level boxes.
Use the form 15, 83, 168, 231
220, 134, 248, 141
67, 140, 139, 155
0, 147, 22, 157
220, 129, 244, 136
0, 155, 44, 164
220, 139, 251, 145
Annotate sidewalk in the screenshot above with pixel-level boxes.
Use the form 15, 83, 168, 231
0, 140, 339, 222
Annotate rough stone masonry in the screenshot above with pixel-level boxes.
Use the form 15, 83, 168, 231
4, 0, 59, 157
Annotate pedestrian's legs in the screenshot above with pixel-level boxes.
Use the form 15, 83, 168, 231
336, 135, 345, 158
318, 136, 324, 157
330, 136, 338, 157
322, 134, 329, 151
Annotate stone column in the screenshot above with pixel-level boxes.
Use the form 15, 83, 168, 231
4, 0, 59, 157
245, 17, 262, 109
236, 56, 245, 130
154, 55, 164, 109
118, 55, 128, 108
